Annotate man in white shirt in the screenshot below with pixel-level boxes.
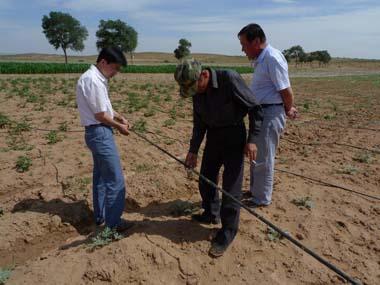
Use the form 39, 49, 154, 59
238, 23, 298, 207
76, 47, 133, 231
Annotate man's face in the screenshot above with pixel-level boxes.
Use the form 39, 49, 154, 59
239, 34, 260, 60
99, 60, 122, 79
196, 71, 208, 93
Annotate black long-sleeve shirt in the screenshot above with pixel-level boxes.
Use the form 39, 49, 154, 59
189, 68, 263, 154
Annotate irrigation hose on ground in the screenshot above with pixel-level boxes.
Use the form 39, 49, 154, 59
131, 129, 362, 285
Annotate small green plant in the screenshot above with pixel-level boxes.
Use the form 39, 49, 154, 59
62, 176, 91, 198
169, 107, 177, 120
323, 113, 336, 120
164, 93, 172, 102
164, 138, 175, 145
299, 146, 310, 157
353, 151, 373, 164
42, 116, 52, 124
88, 227, 123, 251
291, 196, 314, 210
0, 267, 12, 285
267, 227, 285, 242
338, 165, 358, 175
303, 102, 310, 111
132, 119, 147, 133
134, 163, 153, 172
58, 121, 68, 132
6, 136, 33, 151
0, 208, 4, 217
15, 155, 32, 172
163, 118, 176, 127
9, 120, 31, 135
143, 107, 156, 117
46, 130, 61, 144
0, 113, 10, 128
169, 200, 199, 217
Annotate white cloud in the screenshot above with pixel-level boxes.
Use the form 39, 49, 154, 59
38, 0, 179, 12
271, 0, 296, 4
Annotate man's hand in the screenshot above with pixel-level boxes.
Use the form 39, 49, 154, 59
119, 117, 130, 127
117, 124, 130, 136
286, 106, 299, 120
185, 152, 198, 169
244, 143, 257, 162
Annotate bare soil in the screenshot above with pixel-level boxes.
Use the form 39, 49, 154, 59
0, 70, 379, 284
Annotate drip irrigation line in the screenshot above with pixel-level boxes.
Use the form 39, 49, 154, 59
33, 127, 83, 133
275, 167, 380, 201
282, 137, 380, 154
131, 129, 361, 285
290, 119, 380, 132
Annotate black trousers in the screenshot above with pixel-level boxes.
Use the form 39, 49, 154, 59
199, 124, 246, 246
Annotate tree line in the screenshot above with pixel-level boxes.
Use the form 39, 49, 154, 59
282, 45, 331, 66
42, 12, 137, 64
41, 11, 331, 67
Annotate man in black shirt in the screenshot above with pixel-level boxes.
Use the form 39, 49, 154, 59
174, 58, 263, 257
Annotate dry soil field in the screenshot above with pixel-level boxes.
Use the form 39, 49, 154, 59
0, 67, 379, 284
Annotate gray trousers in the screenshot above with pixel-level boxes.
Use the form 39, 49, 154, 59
250, 105, 286, 205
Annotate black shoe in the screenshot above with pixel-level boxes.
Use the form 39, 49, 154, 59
209, 241, 228, 258
241, 191, 252, 200
191, 212, 220, 225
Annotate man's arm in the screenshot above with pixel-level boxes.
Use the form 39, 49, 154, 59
189, 109, 207, 154
230, 72, 263, 161
279, 87, 298, 119
185, 108, 207, 169
94, 112, 129, 136
230, 72, 263, 143
113, 110, 130, 127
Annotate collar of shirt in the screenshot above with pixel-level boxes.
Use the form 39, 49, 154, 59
90, 64, 108, 85
253, 44, 271, 67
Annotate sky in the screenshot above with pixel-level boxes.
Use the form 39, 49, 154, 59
1, 0, 380, 59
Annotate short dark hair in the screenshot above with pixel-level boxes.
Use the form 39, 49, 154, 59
238, 23, 266, 43
97, 47, 127, 66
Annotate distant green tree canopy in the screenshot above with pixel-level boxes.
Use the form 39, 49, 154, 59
42, 11, 88, 64
174, 38, 192, 60
96, 19, 138, 60
283, 45, 331, 66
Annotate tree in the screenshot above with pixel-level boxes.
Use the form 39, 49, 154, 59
282, 45, 306, 66
96, 19, 138, 61
174, 38, 192, 60
42, 11, 88, 64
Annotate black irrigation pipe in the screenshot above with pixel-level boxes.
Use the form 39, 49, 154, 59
275, 167, 380, 201
282, 137, 380, 154
130, 129, 361, 285
291, 119, 380, 132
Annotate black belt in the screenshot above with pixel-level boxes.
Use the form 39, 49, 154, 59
261, 103, 283, 108
85, 123, 109, 128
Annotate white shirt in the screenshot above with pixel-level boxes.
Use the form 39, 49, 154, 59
76, 65, 114, 126
250, 44, 290, 104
